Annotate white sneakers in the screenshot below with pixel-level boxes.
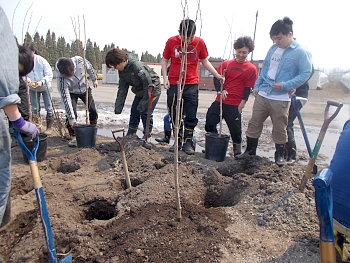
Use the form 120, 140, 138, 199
68, 136, 77, 147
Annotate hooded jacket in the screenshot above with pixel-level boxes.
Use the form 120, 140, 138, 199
115, 54, 161, 114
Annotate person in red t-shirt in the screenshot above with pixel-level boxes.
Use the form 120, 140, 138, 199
205, 36, 257, 157
161, 19, 224, 155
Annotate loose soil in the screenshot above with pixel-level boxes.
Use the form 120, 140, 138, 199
1, 84, 350, 263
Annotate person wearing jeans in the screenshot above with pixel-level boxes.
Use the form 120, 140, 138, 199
105, 48, 161, 139
24, 43, 54, 134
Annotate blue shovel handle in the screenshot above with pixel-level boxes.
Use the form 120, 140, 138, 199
291, 95, 312, 157
14, 131, 72, 263
15, 130, 39, 162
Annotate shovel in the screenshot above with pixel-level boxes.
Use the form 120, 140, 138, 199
139, 84, 156, 150
299, 100, 343, 192
15, 131, 72, 263
112, 128, 132, 189
291, 95, 317, 174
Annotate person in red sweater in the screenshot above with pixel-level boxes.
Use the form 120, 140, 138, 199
205, 36, 257, 157
161, 19, 224, 155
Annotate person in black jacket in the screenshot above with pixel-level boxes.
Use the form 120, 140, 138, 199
285, 66, 314, 164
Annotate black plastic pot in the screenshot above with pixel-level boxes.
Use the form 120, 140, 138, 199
74, 124, 97, 148
22, 133, 48, 163
205, 133, 230, 162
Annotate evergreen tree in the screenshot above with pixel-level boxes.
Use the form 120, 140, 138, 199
85, 39, 97, 69
45, 30, 55, 65
23, 32, 32, 45
94, 42, 102, 70
156, 53, 162, 63
51, 31, 59, 65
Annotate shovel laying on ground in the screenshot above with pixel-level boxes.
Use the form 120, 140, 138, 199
112, 128, 132, 189
139, 84, 156, 150
299, 100, 343, 192
291, 95, 317, 174
15, 131, 72, 263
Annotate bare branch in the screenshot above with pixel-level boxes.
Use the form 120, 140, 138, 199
31, 16, 42, 39
26, 11, 33, 41
22, 2, 33, 43
12, 0, 21, 32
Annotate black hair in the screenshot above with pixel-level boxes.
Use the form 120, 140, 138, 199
57, 57, 75, 76
105, 48, 127, 68
234, 36, 255, 53
270, 17, 293, 38
179, 19, 196, 37
23, 42, 37, 54
18, 45, 34, 76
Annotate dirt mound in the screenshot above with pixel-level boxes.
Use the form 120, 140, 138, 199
1, 135, 322, 262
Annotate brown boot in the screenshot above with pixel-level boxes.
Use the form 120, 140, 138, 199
45, 115, 54, 135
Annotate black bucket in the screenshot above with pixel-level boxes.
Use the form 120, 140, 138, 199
74, 124, 97, 148
22, 133, 48, 163
205, 133, 230, 162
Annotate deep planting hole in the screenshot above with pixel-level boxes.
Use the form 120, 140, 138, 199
57, 161, 81, 174
121, 178, 144, 190
83, 199, 116, 220
204, 179, 249, 208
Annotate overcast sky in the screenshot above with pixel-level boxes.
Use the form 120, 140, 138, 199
1, 0, 349, 72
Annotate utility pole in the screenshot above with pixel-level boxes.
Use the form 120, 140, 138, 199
251, 10, 258, 62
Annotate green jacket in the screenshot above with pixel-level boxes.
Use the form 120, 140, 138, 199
115, 54, 161, 114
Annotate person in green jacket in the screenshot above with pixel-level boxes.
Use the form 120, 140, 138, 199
105, 48, 161, 138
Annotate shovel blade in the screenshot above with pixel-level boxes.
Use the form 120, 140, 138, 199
59, 254, 72, 263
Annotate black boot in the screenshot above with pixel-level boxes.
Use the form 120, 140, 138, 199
235, 137, 258, 160
126, 126, 138, 136
45, 115, 54, 135
285, 139, 297, 165
275, 144, 286, 167
155, 130, 171, 144
233, 143, 242, 157
182, 127, 195, 155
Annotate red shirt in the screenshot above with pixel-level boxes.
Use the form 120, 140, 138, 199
215, 59, 257, 105
162, 35, 209, 85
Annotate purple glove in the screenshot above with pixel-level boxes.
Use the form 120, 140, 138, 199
11, 117, 39, 140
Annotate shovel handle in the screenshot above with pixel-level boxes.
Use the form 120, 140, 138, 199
15, 130, 39, 162
15, 131, 72, 263
323, 101, 343, 130
112, 128, 125, 151
300, 100, 343, 192
291, 95, 313, 156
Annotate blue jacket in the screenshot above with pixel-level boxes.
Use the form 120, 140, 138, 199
254, 40, 313, 96
330, 119, 350, 225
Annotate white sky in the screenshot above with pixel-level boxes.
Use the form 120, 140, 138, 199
1, 0, 349, 72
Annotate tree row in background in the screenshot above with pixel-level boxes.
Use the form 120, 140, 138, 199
20, 29, 163, 70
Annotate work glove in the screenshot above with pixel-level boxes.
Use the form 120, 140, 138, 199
11, 117, 39, 140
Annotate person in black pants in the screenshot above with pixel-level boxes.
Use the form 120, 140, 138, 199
205, 36, 257, 157
285, 66, 314, 164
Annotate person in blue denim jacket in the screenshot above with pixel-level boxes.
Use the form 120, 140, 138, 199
236, 17, 313, 167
